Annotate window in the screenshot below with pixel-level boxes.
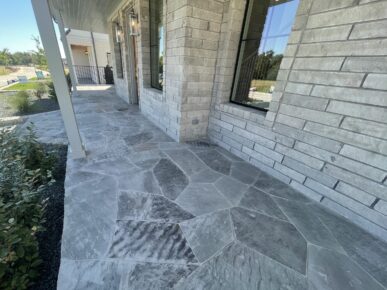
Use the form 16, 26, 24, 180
150, 0, 164, 90
112, 22, 124, 79
231, 0, 299, 111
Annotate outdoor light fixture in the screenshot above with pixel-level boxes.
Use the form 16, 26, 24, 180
106, 52, 111, 65
128, 11, 139, 36
115, 22, 123, 43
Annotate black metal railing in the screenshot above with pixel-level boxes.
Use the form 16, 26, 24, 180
233, 52, 258, 103
74, 65, 106, 85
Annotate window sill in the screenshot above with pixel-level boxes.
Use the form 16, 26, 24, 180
218, 102, 267, 125
142, 86, 164, 101
145, 86, 163, 95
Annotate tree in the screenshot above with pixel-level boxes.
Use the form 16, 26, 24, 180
0, 36, 47, 67
31, 35, 47, 68
253, 50, 283, 81
11, 52, 33, 66
0, 48, 11, 66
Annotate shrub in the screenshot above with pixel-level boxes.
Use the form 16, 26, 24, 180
0, 125, 55, 289
47, 82, 57, 102
34, 82, 47, 100
8, 91, 30, 113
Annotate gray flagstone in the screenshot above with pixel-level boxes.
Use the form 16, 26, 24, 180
20, 87, 387, 290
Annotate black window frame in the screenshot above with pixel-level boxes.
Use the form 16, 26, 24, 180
230, 0, 268, 112
230, 0, 297, 112
149, 0, 164, 90
112, 22, 124, 79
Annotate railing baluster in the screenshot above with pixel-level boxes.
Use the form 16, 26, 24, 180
73, 65, 107, 85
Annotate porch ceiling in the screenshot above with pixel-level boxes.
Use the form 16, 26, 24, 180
48, 0, 123, 33
48, 0, 296, 33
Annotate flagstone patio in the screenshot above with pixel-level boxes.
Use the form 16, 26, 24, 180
21, 86, 387, 290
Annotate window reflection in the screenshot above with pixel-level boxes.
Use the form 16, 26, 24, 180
231, 0, 299, 110
150, 0, 164, 90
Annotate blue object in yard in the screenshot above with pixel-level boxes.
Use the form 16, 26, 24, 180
36, 71, 45, 79
17, 76, 28, 83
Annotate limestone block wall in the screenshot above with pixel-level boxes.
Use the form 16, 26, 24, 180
135, 0, 182, 140
209, 0, 387, 240
134, 0, 225, 141
168, 0, 224, 140
111, 0, 226, 141
109, 0, 183, 140
108, 17, 130, 103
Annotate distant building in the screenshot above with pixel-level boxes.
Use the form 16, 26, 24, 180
66, 29, 111, 84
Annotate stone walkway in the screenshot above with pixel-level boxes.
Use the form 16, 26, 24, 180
22, 86, 387, 290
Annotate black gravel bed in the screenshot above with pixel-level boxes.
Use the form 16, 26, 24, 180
29, 144, 68, 290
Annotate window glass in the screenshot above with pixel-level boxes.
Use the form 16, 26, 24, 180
150, 0, 164, 90
231, 0, 299, 110
112, 23, 124, 79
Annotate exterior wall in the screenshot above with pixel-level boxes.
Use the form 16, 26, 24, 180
70, 45, 91, 66
67, 30, 111, 67
135, 0, 182, 140
165, 0, 224, 140
106, 0, 387, 239
108, 0, 184, 126
108, 17, 131, 103
93, 41, 110, 67
127, 0, 225, 141
68, 29, 112, 85
208, 0, 387, 240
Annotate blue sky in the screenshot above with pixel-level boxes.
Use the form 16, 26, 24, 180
0, 1, 40, 52
259, 0, 300, 54
0, 0, 298, 56
0, 0, 63, 55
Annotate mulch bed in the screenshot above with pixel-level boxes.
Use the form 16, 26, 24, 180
29, 144, 68, 290
0, 92, 59, 118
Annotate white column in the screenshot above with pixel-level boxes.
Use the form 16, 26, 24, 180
57, 11, 78, 95
31, 0, 86, 159
90, 31, 102, 84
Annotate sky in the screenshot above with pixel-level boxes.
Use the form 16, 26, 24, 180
0, 0, 297, 57
0, 1, 40, 52
259, 0, 300, 54
0, 0, 64, 56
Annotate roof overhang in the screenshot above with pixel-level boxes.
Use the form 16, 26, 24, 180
48, 0, 124, 33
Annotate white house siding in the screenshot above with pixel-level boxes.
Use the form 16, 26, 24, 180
108, 0, 387, 240
70, 45, 91, 66
67, 30, 111, 67
92, 41, 110, 67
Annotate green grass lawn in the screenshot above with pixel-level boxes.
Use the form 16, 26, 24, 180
29, 76, 51, 81
3, 81, 49, 91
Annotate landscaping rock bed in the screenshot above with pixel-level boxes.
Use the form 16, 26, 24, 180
0, 91, 59, 118
29, 144, 67, 290
0, 92, 18, 117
